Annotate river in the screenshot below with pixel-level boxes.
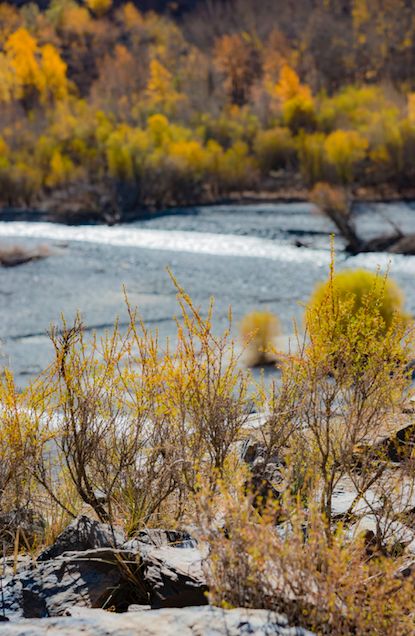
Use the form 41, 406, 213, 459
1, 200, 415, 387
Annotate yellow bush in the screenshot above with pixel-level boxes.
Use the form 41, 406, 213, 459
308, 267, 406, 334
324, 129, 368, 183
240, 310, 281, 367
253, 127, 296, 174
45, 150, 76, 188
145, 59, 184, 115
5, 27, 44, 96
317, 86, 397, 132
298, 132, 327, 184
86, 0, 112, 17
40, 44, 68, 102
283, 94, 316, 133
274, 65, 316, 133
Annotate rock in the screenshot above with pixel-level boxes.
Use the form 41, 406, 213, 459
239, 438, 281, 470
123, 529, 197, 551
2, 605, 315, 635
141, 546, 207, 608
37, 516, 126, 562
2, 531, 206, 617
2, 548, 142, 619
0, 510, 45, 553
239, 439, 283, 509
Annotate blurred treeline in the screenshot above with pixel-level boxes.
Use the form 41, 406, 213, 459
1, 0, 415, 219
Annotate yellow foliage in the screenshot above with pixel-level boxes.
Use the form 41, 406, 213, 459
324, 129, 368, 183
275, 64, 311, 103
60, 5, 92, 34
147, 113, 171, 144
146, 59, 184, 115
106, 124, 151, 180
298, 132, 326, 184
254, 127, 296, 173
120, 2, 143, 29
85, 0, 112, 17
240, 310, 280, 367
308, 268, 407, 335
46, 150, 75, 187
5, 27, 44, 94
352, 0, 370, 31
0, 53, 20, 102
274, 66, 315, 132
40, 44, 68, 102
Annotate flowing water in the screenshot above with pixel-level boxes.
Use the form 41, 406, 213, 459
1, 201, 415, 386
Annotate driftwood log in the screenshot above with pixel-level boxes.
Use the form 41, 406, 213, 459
310, 183, 415, 255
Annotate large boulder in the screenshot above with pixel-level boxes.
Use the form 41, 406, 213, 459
2, 518, 206, 619
1, 606, 315, 635
141, 546, 207, 608
37, 516, 126, 562
2, 548, 143, 618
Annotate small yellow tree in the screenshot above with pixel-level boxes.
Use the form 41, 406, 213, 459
146, 59, 184, 115
324, 130, 368, 183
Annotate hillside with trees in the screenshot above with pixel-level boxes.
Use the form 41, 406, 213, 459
1, 0, 415, 222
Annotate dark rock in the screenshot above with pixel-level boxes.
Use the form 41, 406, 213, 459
3, 548, 143, 618
37, 515, 125, 562
141, 546, 207, 608
240, 439, 283, 509
3, 523, 206, 618
239, 438, 280, 468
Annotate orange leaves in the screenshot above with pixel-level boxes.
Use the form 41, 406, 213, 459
275, 64, 311, 104
214, 33, 261, 106
2, 28, 69, 105
40, 44, 68, 102
5, 27, 43, 97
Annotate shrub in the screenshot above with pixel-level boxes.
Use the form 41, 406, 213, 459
283, 94, 316, 134
240, 310, 281, 367
26, 278, 251, 531
308, 267, 406, 334
324, 129, 368, 184
317, 86, 396, 133
253, 127, 297, 174
298, 132, 327, 185
197, 252, 415, 635
198, 490, 415, 635
271, 65, 317, 134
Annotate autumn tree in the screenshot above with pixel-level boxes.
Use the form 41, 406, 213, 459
145, 59, 184, 116
214, 33, 262, 106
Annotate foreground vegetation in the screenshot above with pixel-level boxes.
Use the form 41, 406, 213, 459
2, 260, 415, 633
2, 1, 415, 219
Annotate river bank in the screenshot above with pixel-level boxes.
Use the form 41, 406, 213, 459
3, 183, 415, 226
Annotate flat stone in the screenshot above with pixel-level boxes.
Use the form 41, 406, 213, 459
2, 605, 315, 635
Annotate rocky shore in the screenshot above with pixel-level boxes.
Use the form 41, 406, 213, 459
0, 515, 312, 635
